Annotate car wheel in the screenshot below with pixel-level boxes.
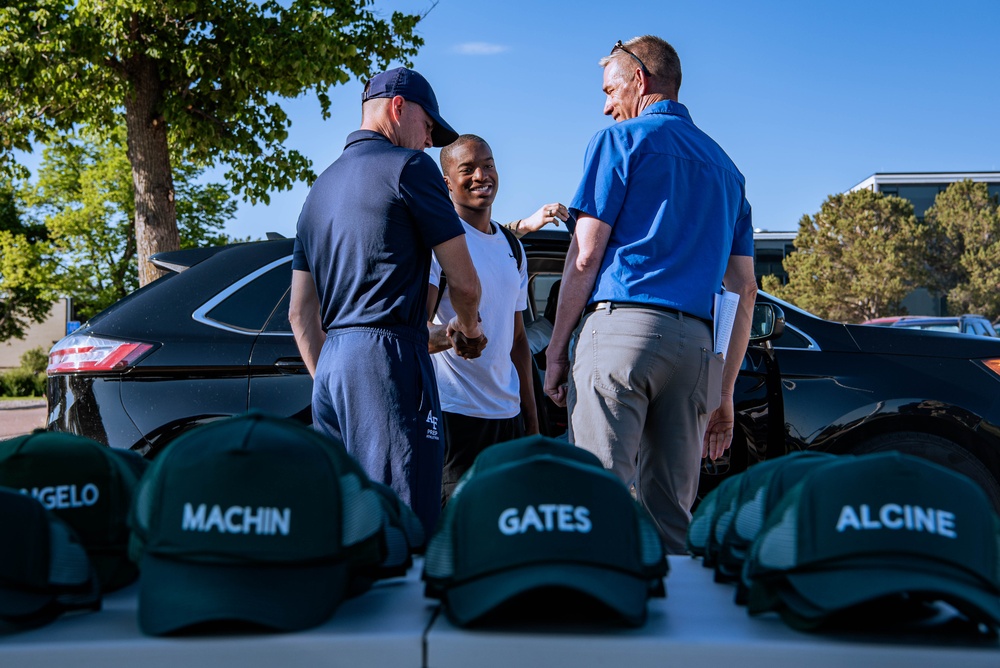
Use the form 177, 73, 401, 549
850, 432, 1000, 513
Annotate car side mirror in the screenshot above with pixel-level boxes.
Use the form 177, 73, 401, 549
749, 303, 785, 343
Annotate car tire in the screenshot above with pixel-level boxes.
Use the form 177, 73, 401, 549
850, 431, 1000, 513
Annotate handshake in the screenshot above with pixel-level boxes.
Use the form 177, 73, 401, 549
447, 316, 488, 360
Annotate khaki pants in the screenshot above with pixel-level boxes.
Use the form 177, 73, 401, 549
568, 306, 722, 554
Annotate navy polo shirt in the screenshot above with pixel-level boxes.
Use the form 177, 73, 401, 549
293, 130, 465, 334
569, 100, 754, 321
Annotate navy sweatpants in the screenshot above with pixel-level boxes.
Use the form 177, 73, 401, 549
312, 326, 444, 535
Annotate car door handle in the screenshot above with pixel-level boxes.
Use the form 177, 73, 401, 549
274, 358, 307, 372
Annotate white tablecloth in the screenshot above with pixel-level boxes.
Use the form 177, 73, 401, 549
2, 556, 997, 667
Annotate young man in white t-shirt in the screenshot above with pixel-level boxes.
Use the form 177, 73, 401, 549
428, 134, 556, 503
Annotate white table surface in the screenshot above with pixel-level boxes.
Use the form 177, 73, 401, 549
0, 565, 433, 668
425, 556, 1000, 668
3, 556, 998, 667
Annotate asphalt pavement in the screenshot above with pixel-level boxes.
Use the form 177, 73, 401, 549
0, 399, 47, 439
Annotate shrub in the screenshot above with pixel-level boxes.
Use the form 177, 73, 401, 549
1, 368, 41, 397
19, 346, 49, 375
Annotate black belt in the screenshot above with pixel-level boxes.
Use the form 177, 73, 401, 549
583, 301, 712, 327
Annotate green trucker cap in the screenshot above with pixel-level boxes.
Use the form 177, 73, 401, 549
713, 452, 839, 592
424, 435, 668, 627
745, 452, 1000, 630
729, 451, 839, 604
686, 474, 740, 562
0, 431, 148, 592
0, 487, 101, 630
128, 412, 389, 635
349, 480, 427, 591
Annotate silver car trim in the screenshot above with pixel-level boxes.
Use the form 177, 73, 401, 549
192, 256, 292, 335
774, 322, 820, 351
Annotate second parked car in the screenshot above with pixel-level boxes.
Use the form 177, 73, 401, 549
862, 314, 997, 338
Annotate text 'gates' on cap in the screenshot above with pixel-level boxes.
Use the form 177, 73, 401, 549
423, 435, 668, 627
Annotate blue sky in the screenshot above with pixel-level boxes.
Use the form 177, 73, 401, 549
21, 0, 1000, 240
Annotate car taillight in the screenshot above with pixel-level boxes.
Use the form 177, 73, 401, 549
47, 334, 154, 374
981, 359, 1000, 378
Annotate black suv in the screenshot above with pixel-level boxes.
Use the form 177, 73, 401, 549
46, 231, 1000, 509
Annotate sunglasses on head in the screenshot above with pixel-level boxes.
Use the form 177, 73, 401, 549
611, 40, 650, 76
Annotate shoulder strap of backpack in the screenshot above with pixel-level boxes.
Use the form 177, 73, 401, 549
497, 223, 523, 271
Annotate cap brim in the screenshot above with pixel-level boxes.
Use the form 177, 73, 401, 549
0, 587, 55, 622
426, 108, 458, 147
138, 553, 352, 635
443, 563, 652, 627
786, 564, 1000, 627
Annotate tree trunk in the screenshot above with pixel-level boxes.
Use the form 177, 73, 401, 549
123, 48, 179, 287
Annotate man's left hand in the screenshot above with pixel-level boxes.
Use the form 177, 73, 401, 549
703, 395, 735, 461
543, 358, 570, 408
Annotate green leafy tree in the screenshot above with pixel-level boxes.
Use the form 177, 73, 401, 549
25, 126, 239, 320
923, 180, 1000, 317
771, 190, 929, 323
0, 1, 423, 285
0, 182, 57, 341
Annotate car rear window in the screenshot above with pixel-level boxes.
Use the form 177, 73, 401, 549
204, 262, 292, 332
263, 289, 292, 334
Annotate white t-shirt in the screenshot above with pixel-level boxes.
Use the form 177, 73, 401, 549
429, 219, 528, 419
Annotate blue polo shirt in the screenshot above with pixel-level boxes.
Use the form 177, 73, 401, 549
293, 130, 465, 334
569, 100, 753, 321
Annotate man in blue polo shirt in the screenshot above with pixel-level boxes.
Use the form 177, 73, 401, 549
544, 36, 758, 553
289, 67, 484, 535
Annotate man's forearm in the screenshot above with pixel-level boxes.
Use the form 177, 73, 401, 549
542, 215, 611, 406
721, 256, 758, 395
289, 270, 324, 377
511, 317, 539, 434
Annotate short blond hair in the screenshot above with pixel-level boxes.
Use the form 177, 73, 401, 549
600, 35, 682, 94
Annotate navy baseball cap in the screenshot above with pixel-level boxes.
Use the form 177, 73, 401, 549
0, 431, 148, 592
0, 487, 101, 630
363, 67, 459, 147
128, 413, 390, 635
424, 435, 668, 627
745, 452, 1000, 631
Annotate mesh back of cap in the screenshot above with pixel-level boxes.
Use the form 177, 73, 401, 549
639, 514, 665, 567
734, 486, 769, 542
686, 491, 719, 554
339, 473, 383, 547
749, 482, 804, 572
47, 519, 92, 587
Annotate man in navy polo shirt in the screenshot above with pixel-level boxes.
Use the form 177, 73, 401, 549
543, 36, 758, 553
289, 67, 484, 535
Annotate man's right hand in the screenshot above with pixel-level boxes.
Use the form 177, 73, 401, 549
447, 316, 487, 359
451, 329, 488, 359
